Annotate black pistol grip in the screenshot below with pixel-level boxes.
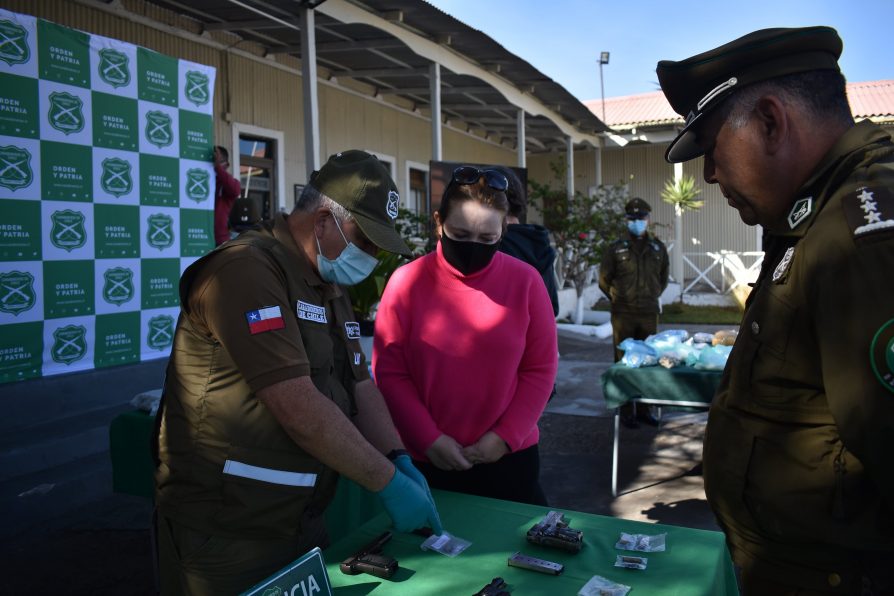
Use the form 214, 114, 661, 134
352, 553, 398, 579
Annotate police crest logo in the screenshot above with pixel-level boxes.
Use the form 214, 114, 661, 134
185, 168, 210, 202
48, 91, 85, 135
0, 19, 29, 66
145, 110, 173, 148
147, 314, 175, 350
102, 267, 134, 306
0, 270, 36, 315
97, 48, 130, 88
50, 209, 87, 252
51, 324, 87, 365
386, 190, 399, 219
345, 322, 361, 340
100, 157, 133, 198
0, 145, 33, 191
870, 319, 894, 394
772, 246, 795, 283
184, 70, 209, 107
146, 213, 174, 250
787, 197, 813, 229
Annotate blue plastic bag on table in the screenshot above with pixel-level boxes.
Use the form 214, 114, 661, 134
618, 339, 658, 368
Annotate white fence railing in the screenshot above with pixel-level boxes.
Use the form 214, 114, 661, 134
667, 243, 764, 294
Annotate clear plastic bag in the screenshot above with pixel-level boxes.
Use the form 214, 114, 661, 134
614, 554, 648, 570
420, 532, 471, 557
618, 339, 658, 368
578, 575, 631, 596
615, 532, 666, 552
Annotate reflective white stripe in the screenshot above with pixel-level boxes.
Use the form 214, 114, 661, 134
222, 459, 317, 487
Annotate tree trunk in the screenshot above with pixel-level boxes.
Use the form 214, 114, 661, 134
673, 204, 684, 302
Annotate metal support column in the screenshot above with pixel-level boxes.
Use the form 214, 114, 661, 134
429, 63, 442, 161
566, 136, 574, 201
300, 7, 320, 177
516, 109, 526, 168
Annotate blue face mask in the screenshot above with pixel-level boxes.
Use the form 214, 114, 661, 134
627, 219, 648, 237
315, 217, 379, 286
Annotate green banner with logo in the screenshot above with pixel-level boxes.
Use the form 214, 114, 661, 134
0, 8, 216, 382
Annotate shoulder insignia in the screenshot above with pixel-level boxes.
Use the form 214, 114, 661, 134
870, 319, 894, 393
843, 186, 894, 238
787, 197, 813, 229
771, 246, 795, 283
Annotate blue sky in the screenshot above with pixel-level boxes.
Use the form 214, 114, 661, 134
426, 0, 893, 102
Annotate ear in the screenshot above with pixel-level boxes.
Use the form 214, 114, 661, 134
312, 207, 331, 237
753, 95, 789, 155
432, 211, 443, 239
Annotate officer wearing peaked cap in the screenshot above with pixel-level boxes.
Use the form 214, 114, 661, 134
155, 150, 441, 594
658, 27, 894, 595
599, 197, 669, 428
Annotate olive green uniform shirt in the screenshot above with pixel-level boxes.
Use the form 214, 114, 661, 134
598, 233, 670, 315
156, 213, 370, 539
703, 121, 894, 592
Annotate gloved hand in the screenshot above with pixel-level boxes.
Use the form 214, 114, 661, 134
377, 467, 443, 535
392, 454, 443, 535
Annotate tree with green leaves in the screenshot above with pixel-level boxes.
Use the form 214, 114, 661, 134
661, 174, 703, 300
530, 157, 628, 323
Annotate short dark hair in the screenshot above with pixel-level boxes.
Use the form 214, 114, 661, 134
492, 166, 527, 223
215, 145, 229, 161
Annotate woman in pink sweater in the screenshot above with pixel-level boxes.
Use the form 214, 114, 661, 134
372, 166, 558, 505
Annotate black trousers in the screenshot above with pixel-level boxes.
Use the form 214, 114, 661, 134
415, 444, 548, 506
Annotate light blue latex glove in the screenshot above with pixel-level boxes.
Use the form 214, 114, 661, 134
377, 467, 444, 535
392, 454, 443, 534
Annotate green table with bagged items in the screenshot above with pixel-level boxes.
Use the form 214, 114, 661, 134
322, 489, 738, 595
601, 364, 724, 497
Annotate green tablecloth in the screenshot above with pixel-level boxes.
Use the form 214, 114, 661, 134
324, 489, 738, 595
108, 409, 384, 543
601, 364, 723, 410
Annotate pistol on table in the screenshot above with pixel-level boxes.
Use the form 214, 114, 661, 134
526, 510, 584, 553
473, 576, 510, 595
339, 530, 399, 579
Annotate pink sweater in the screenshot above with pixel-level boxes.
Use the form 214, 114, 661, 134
372, 242, 558, 462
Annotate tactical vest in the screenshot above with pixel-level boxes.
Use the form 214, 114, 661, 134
155, 224, 366, 539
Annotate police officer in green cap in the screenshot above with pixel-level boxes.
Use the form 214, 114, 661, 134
658, 26, 894, 595
598, 197, 669, 427
155, 150, 443, 594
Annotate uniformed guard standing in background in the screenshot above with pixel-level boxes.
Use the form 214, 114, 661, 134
598, 197, 669, 428
154, 150, 442, 594
658, 26, 894, 595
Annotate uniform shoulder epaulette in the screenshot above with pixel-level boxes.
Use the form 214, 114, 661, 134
842, 184, 894, 239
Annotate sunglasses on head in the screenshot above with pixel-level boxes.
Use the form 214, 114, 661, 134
451, 166, 509, 192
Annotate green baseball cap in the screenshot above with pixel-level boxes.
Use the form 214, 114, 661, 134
657, 26, 842, 163
311, 150, 410, 256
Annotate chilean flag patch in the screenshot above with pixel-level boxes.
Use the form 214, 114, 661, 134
245, 306, 285, 335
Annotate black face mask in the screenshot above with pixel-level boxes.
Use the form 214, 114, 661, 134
440, 233, 500, 275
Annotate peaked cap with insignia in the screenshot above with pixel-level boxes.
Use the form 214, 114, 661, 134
310, 150, 410, 256
657, 26, 843, 163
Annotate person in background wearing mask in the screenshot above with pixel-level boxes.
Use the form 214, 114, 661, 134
494, 165, 560, 317
598, 198, 669, 428
155, 150, 442, 594
213, 145, 241, 246
373, 166, 558, 505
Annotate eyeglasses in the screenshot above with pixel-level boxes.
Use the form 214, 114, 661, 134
451, 166, 509, 192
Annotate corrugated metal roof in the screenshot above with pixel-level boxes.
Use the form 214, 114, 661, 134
588, 80, 894, 130
134, 0, 606, 152
847, 79, 894, 120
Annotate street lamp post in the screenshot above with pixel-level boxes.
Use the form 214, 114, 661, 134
598, 51, 610, 124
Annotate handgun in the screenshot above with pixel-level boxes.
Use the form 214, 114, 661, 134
339, 530, 399, 579
473, 576, 510, 595
526, 510, 584, 553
